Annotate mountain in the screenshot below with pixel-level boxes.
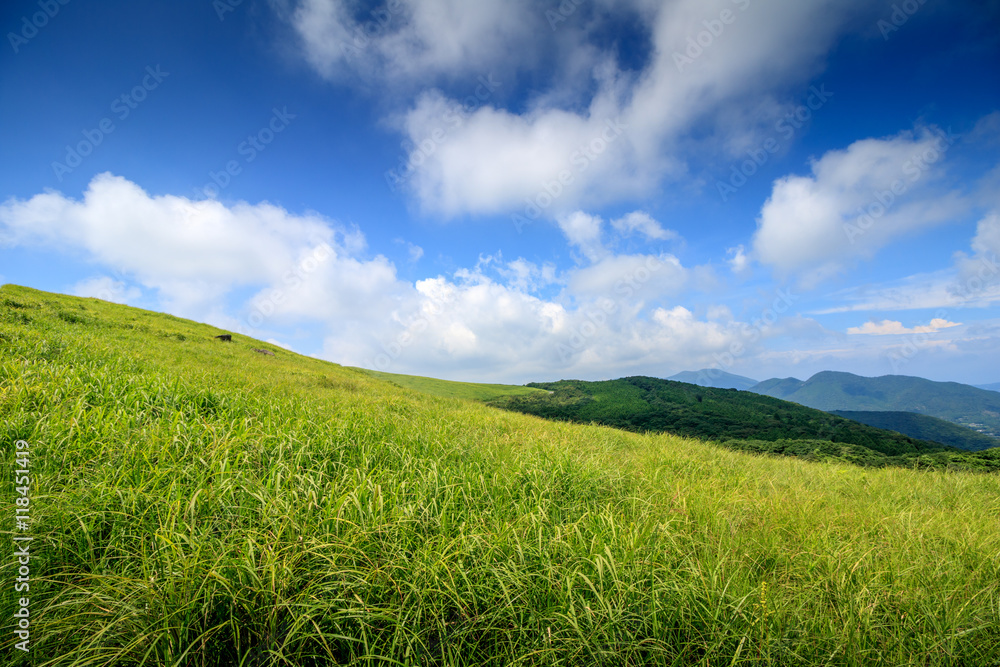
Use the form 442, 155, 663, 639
667, 369, 758, 390
750, 371, 1000, 437
3, 284, 1000, 665
977, 382, 1000, 393
487, 376, 1000, 471
831, 411, 1000, 452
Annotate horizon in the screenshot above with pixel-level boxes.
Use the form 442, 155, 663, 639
11, 279, 1000, 390
2, 0, 999, 385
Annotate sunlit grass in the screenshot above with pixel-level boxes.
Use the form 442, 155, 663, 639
1, 284, 998, 666
360, 369, 547, 402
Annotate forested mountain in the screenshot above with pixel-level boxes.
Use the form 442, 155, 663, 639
488, 376, 1000, 471
831, 410, 999, 452
750, 371, 1000, 437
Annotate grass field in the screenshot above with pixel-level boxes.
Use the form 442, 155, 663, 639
361, 369, 546, 402
2, 284, 999, 666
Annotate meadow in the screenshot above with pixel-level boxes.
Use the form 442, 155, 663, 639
1, 285, 999, 666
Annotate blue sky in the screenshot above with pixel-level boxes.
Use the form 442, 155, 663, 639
2, 0, 999, 384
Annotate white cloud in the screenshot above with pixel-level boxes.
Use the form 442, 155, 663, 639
495, 258, 558, 294
290, 0, 542, 84
566, 253, 686, 301
265, 338, 296, 352
952, 210, 1000, 305
287, 0, 876, 218
393, 238, 424, 262
847, 318, 961, 335
610, 211, 677, 241
0, 173, 389, 317
752, 127, 965, 286
70, 276, 142, 304
557, 211, 606, 262
0, 174, 772, 383
726, 244, 750, 274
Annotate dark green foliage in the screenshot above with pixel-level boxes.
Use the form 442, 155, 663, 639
832, 410, 1000, 452
489, 377, 1000, 472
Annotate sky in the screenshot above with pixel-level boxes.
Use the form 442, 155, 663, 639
1, 0, 999, 385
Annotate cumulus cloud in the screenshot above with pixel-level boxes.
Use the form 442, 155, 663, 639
557, 211, 606, 262
287, 0, 877, 218
752, 127, 965, 286
847, 318, 961, 336
566, 254, 686, 300
611, 211, 677, 241
290, 0, 543, 83
0, 173, 392, 317
0, 174, 769, 383
726, 244, 750, 274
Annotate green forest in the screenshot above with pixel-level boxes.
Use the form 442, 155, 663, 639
488, 377, 1000, 472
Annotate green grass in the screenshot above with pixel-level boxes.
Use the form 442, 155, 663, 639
1, 284, 999, 666
361, 369, 546, 402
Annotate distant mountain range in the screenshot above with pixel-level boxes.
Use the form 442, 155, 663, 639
667, 370, 758, 391
750, 371, 1000, 438
669, 368, 1000, 447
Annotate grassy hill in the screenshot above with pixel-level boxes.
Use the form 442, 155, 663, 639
832, 410, 1000, 452
666, 369, 759, 390
751, 371, 1000, 437
487, 377, 1000, 471
361, 369, 545, 402
2, 284, 1000, 666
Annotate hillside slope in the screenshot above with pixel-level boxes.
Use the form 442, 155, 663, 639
487, 376, 1000, 470
831, 410, 1000, 452
361, 369, 545, 401
2, 285, 999, 666
751, 370, 1000, 436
